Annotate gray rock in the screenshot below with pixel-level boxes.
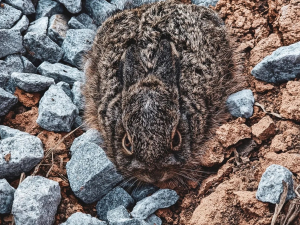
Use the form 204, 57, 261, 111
68, 13, 97, 31
70, 128, 103, 155
0, 127, 44, 178
256, 164, 296, 204
111, 0, 162, 10
36, 84, 78, 132
2, 54, 24, 75
84, 0, 118, 26
11, 15, 29, 33
0, 125, 28, 139
73, 115, 84, 129
4, 0, 35, 15
131, 189, 179, 219
66, 142, 123, 204
21, 56, 37, 73
11, 72, 55, 92
145, 214, 162, 225
56, 81, 72, 99
0, 29, 24, 58
0, 179, 15, 214
0, 88, 18, 117
111, 219, 148, 225
131, 184, 159, 202
27, 17, 49, 35
37, 61, 85, 85
107, 206, 131, 223
0, 73, 10, 89
57, 0, 82, 14
96, 186, 134, 220
36, 0, 64, 19
24, 32, 63, 64
251, 41, 300, 83
60, 212, 107, 225
71, 81, 85, 112
191, 0, 219, 7
48, 14, 69, 46
12, 176, 61, 225
0, 3, 22, 29
226, 89, 254, 118
62, 29, 96, 68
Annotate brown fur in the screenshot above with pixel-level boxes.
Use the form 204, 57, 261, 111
83, 0, 243, 185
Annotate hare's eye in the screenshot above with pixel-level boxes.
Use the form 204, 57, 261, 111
171, 130, 182, 151
122, 133, 133, 155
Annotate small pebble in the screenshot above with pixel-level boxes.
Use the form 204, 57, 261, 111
0, 3, 22, 29
37, 61, 85, 85
11, 15, 29, 33
226, 89, 254, 118
84, 0, 118, 26
107, 206, 131, 223
4, 0, 35, 15
66, 142, 123, 204
256, 164, 296, 204
36, 84, 78, 132
35, 0, 64, 19
131, 184, 159, 202
12, 176, 61, 225
10, 72, 55, 92
96, 186, 135, 220
70, 128, 103, 155
60, 212, 107, 225
68, 13, 97, 30
57, 0, 82, 14
0, 29, 24, 58
27, 17, 49, 35
0, 126, 44, 178
48, 14, 69, 46
71, 81, 85, 112
0, 179, 15, 214
251, 41, 300, 83
191, 0, 219, 7
0, 88, 18, 117
62, 29, 96, 68
131, 189, 179, 219
24, 32, 64, 64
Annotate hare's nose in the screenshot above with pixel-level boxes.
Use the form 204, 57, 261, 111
128, 159, 147, 171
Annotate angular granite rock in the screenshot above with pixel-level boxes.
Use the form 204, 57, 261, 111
4, 0, 35, 15
0, 29, 24, 58
0, 73, 10, 89
22, 56, 37, 73
251, 41, 300, 83
60, 212, 107, 225
68, 13, 97, 30
36, 84, 78, 132
226, 89, 254, 118
71, 81, 85, 112
111, 0, 161, 10
0, 3, 22, 29
191, 0, 218, 7
27, 17, 49, 35
0, 126, 44, 178
84, 0, 118, 26
110, 219, 147, 225
56, 81, 72, 99
11, 72, 55, 92
256, 164, 296, 204
11, 15, 29, 33
107, 206, 131, 223
37, 61, 85, 85
131, 189, 179, 219
0, 88, 18, 116
12, 176, 61, 225
62, 29, 96, 68
57, 0, 82, 14
145, 214, 162, 225
35, 0, 64, 19
0, 179, 15, 214
48, 14, 69, 46
96, 186, 135, 221
66, 142, 123, 204
131, 184, 159, 202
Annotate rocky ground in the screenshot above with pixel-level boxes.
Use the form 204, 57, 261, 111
1, 0, 300, 224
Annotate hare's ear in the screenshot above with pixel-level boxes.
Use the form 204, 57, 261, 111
118, 44, 145, 89
153, 39, 180, 86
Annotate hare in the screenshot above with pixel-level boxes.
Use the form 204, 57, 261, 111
83, 0, 242, 185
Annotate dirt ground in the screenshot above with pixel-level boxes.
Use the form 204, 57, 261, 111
1, 0, 300, 224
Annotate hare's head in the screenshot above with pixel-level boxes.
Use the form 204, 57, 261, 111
108, 40, 191, 184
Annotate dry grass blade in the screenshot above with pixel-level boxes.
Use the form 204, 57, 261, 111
281, 184, 300, 225
271, 180, 289, 225
254, 102, 283, 119
18, 172, 26, 186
